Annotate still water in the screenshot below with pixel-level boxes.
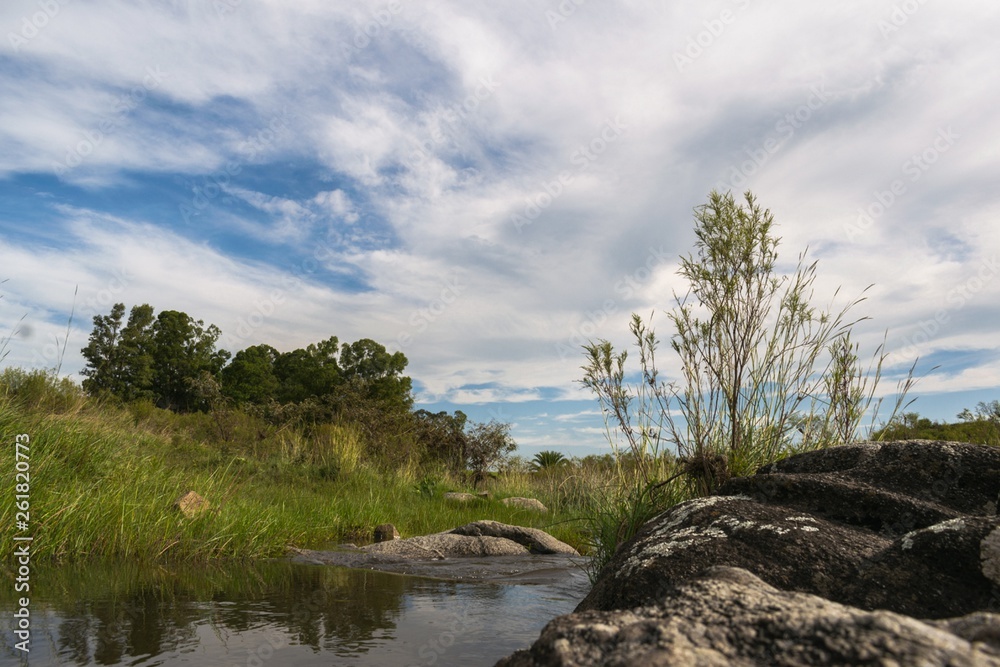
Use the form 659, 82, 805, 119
1, 557, 589, 666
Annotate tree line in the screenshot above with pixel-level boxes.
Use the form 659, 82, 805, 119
873, 401, 1000, 446
80, 303, 514, 477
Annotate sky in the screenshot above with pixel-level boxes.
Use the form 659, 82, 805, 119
1, 1, 998, 459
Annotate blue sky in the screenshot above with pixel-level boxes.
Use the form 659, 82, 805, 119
2, 1, 999, 458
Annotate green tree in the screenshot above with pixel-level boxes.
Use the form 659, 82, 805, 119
413, 409, 468, 470
149, 309, 230, 411
273, 336, 341, 403
339, 338, 412, 410
220, 344, 280, 405
81, 303, 155, 402
465, 419, 517, 487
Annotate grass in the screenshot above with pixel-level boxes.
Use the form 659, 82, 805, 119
0, 368, 586, 564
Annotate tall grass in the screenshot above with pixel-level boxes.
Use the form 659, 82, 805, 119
0, 369, 585, 564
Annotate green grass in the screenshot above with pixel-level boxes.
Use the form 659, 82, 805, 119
0, 369, 586, 564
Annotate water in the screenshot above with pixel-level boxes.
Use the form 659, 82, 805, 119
1, 557, 589, 666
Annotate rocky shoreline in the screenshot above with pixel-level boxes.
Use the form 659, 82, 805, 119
497, 440, 1000, 666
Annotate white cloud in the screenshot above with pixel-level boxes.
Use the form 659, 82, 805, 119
2, 0, 999, 453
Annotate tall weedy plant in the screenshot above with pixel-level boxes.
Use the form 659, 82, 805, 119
584, 189, 913, 500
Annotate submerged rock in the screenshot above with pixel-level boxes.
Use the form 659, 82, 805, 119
450, 520, 576, 554
291, 520, 579, 579
499, 441, 1000, 666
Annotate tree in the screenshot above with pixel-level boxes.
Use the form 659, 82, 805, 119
272, 336, 341, 403
465, 419, 517, 487
220, 344, 280, 405
339, 338, 412, 410
413, 409, 468, 470
149, 309, 230, 411
81, 303, 155, 402
958, 400, 1000, 424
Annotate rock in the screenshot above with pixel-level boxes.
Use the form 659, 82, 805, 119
365, 532, 528, 558
174, 491, 209, 519
373, 523, 399, 543
579, 441, 1000, 617
502, 497, 548, 513
290, 521, 578, 577
497, 566, 1000, 667
450, 520, 576, 555
444, 492, 481, 503
500, 441, 1000, 666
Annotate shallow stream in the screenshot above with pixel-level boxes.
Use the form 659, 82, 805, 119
1, 556, 589, 666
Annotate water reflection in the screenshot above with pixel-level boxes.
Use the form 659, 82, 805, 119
0, 559, 588, 666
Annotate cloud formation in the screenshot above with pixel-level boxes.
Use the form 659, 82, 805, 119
2, 0, 998, 455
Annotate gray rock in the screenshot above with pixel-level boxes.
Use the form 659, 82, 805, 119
364, 532, 529, 558
497, 566, 1000, 666
502, 497, 549, 513
289, 521, 577, 576
444, 491, 481, 503
580, 440, 1000, 618
449, 520, 577, 555
500, 441, 1000, 666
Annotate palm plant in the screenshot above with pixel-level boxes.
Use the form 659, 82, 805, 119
530, 450, 568, 471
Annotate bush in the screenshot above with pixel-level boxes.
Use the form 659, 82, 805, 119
580, 190, 915, 577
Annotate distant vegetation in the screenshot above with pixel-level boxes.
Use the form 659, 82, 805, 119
873, 401, 1000, 446
78, 302, 511, 479
0, 300, 584, 564
0, 368, 591, 564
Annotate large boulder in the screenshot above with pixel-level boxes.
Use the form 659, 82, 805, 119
499, 441, 1000, 665
498, 566, 1000, 666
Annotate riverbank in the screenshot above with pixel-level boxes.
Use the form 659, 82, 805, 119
0, 370, 588, 564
